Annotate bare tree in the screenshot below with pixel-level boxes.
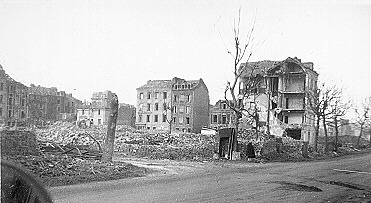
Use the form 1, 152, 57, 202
306, 85, 322, 152
102, 94, 119, 162
306, 83, 342, 152
355, 97, 371, 147
233, 71, 264, 139
327, 86, 350, 152
320, 84, 342, 153
223, 8, 260, 148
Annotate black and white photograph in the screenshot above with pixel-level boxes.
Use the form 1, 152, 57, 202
1, 0, 371, 202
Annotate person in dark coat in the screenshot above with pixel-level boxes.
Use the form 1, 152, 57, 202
246, 142, 256, 161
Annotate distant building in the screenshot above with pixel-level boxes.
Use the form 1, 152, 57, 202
239, 57, 319, 143
0, 65, 28, 126
135, 80, 173, 131
136, 77, 209, 133
117, 103, 136, 127
209, 100, 235, 129
28, 84, 81, 124
319, 119, 352, 137
0, 65, 81, 126
76, 90, 114, 125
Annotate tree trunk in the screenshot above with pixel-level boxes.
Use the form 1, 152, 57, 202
357, 124, 364, 147
322, 115, 328, 153
266, 91, 271, 135
334, 116, 339, 152
169, 120, 172, 134
234, 112, 239, 149
102, 94, 119, 162
255, 113, 259, 139
314, 115, 320, 152
228, 112, 240, 160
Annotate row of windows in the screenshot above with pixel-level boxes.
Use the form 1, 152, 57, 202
139, 92, 167, 100
0, 83, 21, 92
140, 126, 192, 132
138, 92, 192, 103
0, 108, 26, 118
0, 95, 26, 107
173, 94, 191, 103
211, 114, 232, 124
139, 103, 191, 114
138, 114, 191, 124
174, 83, 192, 90
81, 109, 101, 115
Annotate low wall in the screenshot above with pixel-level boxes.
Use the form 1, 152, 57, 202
1, 130, 40, 156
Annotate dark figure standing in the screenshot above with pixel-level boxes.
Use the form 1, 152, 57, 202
246, 142, 256, 161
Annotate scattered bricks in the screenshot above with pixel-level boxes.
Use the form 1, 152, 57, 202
35, 122, 217, 161
0, 130, 40, 156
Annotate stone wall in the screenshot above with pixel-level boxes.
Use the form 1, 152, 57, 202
0, 130, 39, 156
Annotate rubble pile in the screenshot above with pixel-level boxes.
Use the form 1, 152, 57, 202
280, 137, 307, 159
2, 154, 146, 186
237, 129, 275, 158
236, 129, 308, 160
36, 122, 105, 150
128, 132, 215, 160
35, 122, 217, 161
1, 130, 40, 156
2, 127, 148, 186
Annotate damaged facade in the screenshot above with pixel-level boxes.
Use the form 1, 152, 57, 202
239, 57, 318, 144
76, 90, 114, 125
0, 65, 81, 126
209, 100, 235, 129
0, 65, 28, 126
117, 103, 136, 127
135, 77, 209, 133
28, 84, 81, 124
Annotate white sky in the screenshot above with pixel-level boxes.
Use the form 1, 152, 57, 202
1, 0, 371, 112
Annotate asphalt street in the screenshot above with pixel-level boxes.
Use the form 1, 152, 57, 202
49, 153, 371, 203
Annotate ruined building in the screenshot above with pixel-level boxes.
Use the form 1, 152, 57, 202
117, 103, 136, 127
76, 90, 114, 125
136, 77, 209, 133
0, 65, 28, 126
239, 57, 318, 143
0, 65, 81, 126
209, 100, 235, 129
28, 84, 81, 124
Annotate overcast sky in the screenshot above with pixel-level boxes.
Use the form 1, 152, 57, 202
1, 0, 370, 112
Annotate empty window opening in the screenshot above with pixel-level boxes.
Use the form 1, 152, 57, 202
286, 129, 301, 140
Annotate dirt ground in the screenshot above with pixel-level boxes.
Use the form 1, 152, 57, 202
51, 152, 371, 203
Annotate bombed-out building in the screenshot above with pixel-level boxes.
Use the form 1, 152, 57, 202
28, 84, 81, 124
117, 103, 136, 127
0, 65, 28, 126
239, 57, 318, 143
76, 90, 114, 126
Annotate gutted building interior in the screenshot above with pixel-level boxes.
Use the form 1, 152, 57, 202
239, 57, 318, 143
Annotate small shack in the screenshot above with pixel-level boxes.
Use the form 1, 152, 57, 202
217, 128, 238, 159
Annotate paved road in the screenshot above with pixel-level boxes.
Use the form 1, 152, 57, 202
49, 153, 371, 203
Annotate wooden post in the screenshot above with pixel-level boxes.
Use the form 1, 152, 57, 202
102, 93, 119, 162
